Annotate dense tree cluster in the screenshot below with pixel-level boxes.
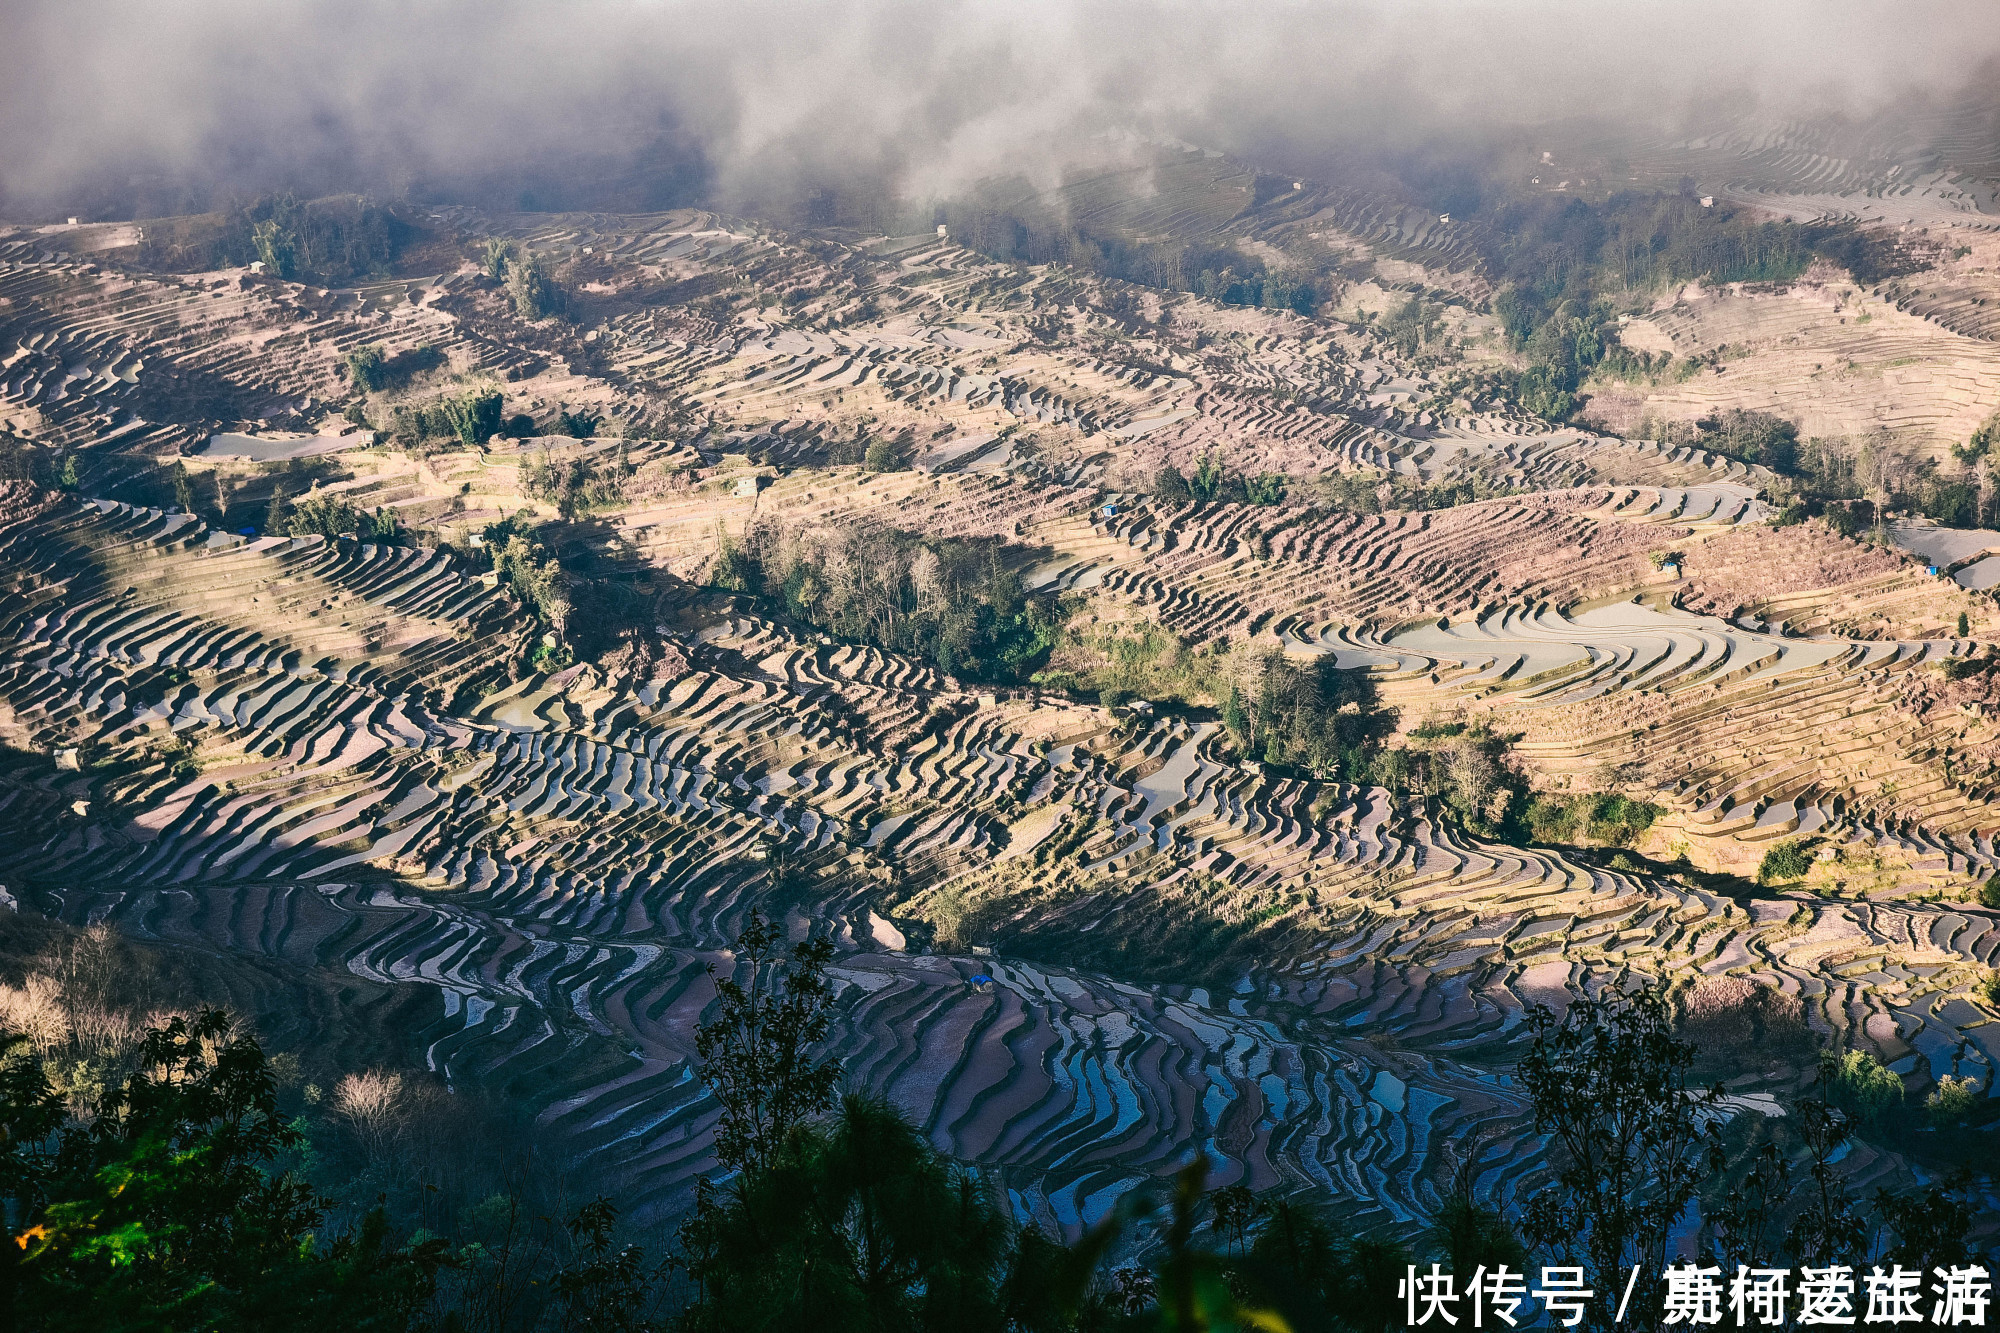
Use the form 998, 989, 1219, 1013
504, 250, 565, 320
708, 520, 1061, 683
262, 483, 402, 543
1377, 296, 1443, 357
1522, 791, 1660, 847
1221, 652, 1393, 780
1152, 454, 1286, 507
1310, 467, 1519, 514
1640, 410, 1799, 473
216, 194, 407, 285
522, 442, 630, 517
483, 518, 572, 634
382, 387, 504, 451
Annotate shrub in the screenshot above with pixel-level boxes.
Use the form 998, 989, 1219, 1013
862, 436, 907, 472
1244, 472, 1287, 506
1979, 873, 2000, 909
344, 342, 387, 392
1977, 970, 2000, 1008
1525, 792, 1661, 846
1925, 1075, 1979, 1127
0, 1010, 448, 1330
284, 484, 359, 539
1757, 839, 1813, 884
1822, 1049, 1903, 1125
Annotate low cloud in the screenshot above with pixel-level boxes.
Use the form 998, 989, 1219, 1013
5, 1, 1997, 218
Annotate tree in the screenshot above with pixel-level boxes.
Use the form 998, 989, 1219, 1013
345, 343, 387, 392
678, 912, 1105, 1333
1190, 453, 1226, 502
1141, 1162, 1293, 1333
1519, 988, 1721, 1332
693, 911, 840, 1177
1821, 1049, 1903, 1126
169, 463, 196, 513
1223, 684, 1250, 748
442, 388, 504, 448
1244, 473, 1286, 506
549, 1198, 669, 1333
1785, 1095, 1867, 1265
1756, 839, 1812, 884
483, 238, 515, 282
251, 218, 297, 279
491, 530, 571, 632
1232, 1192, 1406, 1333
1153, 464, 1192, 504
557, 406, 601, 440
55, 454, 78, 492
1429, 1176, 1525, 1280
1873, 1174, 1977, 1277
0, 1011, 446, 1332
1924, 1075, 1979, 1127
678, 1095, 1028, 1333
285, 484, 360, 539
1958, 611, 1971, 637
506, 250, 563, 320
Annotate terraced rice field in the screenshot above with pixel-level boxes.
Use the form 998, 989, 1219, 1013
2, 193, 1996, 1236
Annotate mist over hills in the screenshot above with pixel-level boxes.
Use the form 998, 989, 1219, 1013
10, 1, 2000, 223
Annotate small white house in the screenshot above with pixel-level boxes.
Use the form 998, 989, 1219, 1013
1700, 196, 1714, 208
732, 475, 763, 498
936, 224, 948, 239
